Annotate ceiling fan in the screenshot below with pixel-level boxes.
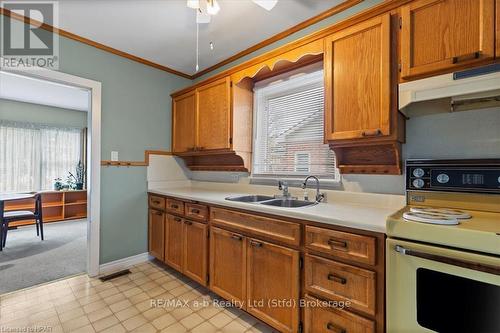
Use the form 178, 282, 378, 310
187, 0, 279, 23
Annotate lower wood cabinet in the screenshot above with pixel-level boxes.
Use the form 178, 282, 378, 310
247, 238, 300, 333
165, 214, 184, 271
209, 227, 247, 307
148, 209, 165, 261
183, 220, 208, 285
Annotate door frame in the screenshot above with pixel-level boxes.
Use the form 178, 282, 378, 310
1, 65, 102, 276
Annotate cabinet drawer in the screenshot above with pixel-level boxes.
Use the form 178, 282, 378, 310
210, 207, 300, 246
149, 195, 165, 210
166, 198, 184, 215
305, 254, 376, 316
305, 226, 376, 265
185, 203, 208, 221
304, 295, 375, 333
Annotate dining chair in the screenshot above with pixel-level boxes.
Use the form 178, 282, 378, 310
1, 193, 44, 249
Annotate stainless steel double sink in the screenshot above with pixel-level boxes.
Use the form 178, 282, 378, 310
225, 195, 316, 208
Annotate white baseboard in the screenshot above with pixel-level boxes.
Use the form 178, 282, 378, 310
99, 252, 153, 276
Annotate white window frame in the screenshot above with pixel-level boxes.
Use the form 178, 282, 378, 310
250, 65, 340, 186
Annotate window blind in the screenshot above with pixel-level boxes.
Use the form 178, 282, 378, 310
252, 70, 337, 179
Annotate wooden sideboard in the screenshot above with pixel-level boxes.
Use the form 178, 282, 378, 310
4, 190, 87, 226
148, 193, 385, 333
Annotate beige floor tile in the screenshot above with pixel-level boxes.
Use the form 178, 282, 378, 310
209, 312, 233, 329
134, 299, 153, 312
170, 286, 190, 297
109, 299, 132, 313
117, 283, 136, 293
140, 281, 158, 291
142, 307, 166, 321
83, 300, 107, 314
28, 307, 58, 323
170, 306, 194, 321
99, 323, 126, 333
87, 307, 113, 323
61, 315, 90, 332
114, 306, 139, 322
191, 321, 218, 333
128, 292, 149, 305
98, 287, 120, 299
71, 324, 96, 333
160, 322, 187, 333
59, 307, 85, 323
220, 320, 248, 333
103, 293, 125, 305
147, 286, 166, 298
31, 314, 60, 328
152, 313, 176, 330
196, 304, 223, 319
163, 280, 182, 291
91, 315, 120, 332
55, 300, 82, 314
131, 323, 157, 333
179, 312, 205, 330
121, 314, 147, 331
121, 287, 142, 298
78, 294, 102, 307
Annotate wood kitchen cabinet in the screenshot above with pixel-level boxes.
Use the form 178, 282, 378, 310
209, 227, 247, 306
172, 90, 196, 154
165, 214, 184, 271
196, 77, 232, 151
148, 209, 165, 261
400, 0, 495, 80
324, 14, 391, 141
247, 238, 300, 333
183, 220, 208, 285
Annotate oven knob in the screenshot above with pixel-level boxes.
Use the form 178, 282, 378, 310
413, 168, 425, 178
412, 178, 425, 188
437, 173, 450, 184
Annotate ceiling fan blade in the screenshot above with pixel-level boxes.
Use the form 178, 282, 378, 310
252, 0, 278, 11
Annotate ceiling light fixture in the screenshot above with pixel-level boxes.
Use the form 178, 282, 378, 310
252, 0, 278, 11
186, 0, 200, 9
206, 0, 220, 15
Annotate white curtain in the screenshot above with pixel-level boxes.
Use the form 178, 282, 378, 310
0, 121, 81, 192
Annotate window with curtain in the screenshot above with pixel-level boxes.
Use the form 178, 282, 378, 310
252, 69, 337, 180
0, 121, 82, 192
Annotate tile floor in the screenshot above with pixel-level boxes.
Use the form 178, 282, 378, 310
0, 260, 277, 332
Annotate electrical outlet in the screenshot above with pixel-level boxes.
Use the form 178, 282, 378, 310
111, 151, 119, 161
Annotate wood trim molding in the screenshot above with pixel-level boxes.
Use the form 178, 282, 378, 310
191, 0, 363, 79
101, 150, 172, 167
173, 0, 412, 97
0, 8, 192, 79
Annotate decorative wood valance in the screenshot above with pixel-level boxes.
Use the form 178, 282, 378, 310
231, 39, 324, 84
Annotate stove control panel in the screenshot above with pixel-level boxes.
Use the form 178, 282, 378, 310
406, 159, 500, 194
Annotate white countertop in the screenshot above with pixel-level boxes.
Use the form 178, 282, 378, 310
148, 183, 405, 233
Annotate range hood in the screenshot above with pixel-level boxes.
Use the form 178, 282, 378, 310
399, 64, 500, 116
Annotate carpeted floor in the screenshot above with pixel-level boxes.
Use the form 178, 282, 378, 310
0, 220, 87, 294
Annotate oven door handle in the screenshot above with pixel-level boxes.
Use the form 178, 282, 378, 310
395, 245, 500, 276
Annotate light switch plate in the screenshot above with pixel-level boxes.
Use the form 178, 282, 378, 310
111, 151, 119, 161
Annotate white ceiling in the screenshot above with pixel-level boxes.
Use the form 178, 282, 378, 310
0, 72, 90, 111
55, 0, 339, 75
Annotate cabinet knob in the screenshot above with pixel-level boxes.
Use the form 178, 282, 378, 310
184, 220, 193, 225
231, 234, 243, 241
452, 51, 480, 64
154, 211, 162, 216
327, 238, 347, 249
174, 217, 182, 222
152, 200, 160, 205
326, 322, 346, 333
191, 209, 200, 214
250, 240, 263, 247
327, 273, 347, 285
171, 204, 179, 209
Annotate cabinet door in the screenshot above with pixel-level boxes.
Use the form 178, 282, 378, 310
324, 14, 391, 141
247, 238, 300, 333
172, 90, 197, 153
209, 227, 247, 307
196, 77, 231, 151
401, 0, 495, 79
165, 214, 184, 271
183, 220, 208, 286
148, 209, 165, 261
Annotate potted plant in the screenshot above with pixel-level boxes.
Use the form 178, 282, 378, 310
54, 178, 63, 191
69, 161, 85, 190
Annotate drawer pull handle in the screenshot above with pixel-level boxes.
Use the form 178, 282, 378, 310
328, 238, 347, 248
250, 240, 263, 247
361, 129, 381, 137
171, 204, 179, 209
152, 200, 160, 205
154, 211, 162, 216
452, 51, 480, 64
185, 220, 192, 225
231, 234, 243, 241
174, 217, 182, 222
191, 209, 200, 214
326, 322, 346, 333
327, 274, 347, 285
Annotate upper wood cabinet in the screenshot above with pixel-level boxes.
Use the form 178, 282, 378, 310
172, 91, 196, 154
148, 209, 165, 261
196, 77, 232, 151
324, 14, 391, 141
400, 0, 495, 79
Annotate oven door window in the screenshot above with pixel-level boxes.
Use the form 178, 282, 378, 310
417, 268, 500, 333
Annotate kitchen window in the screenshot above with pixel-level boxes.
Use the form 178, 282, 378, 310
252, 67, 338, 182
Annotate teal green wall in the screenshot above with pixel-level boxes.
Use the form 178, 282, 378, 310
194, 0, 384, 82
1, 17, 191, 264
0, 98, 87, 128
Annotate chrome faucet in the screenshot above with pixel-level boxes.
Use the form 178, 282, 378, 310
278, 180, 291, 199
302, 176, 325, 203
